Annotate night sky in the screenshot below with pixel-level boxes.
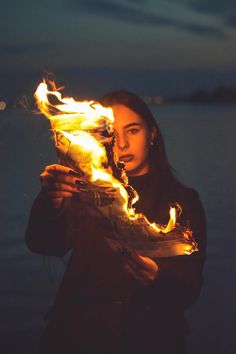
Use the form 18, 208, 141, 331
1, 0, 236, 100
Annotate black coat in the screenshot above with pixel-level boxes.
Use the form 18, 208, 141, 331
25, 172, 207, 354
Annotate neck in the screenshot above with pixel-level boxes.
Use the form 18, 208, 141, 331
127, 162, 151, 177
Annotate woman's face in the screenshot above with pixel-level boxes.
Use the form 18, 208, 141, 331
112, 104, 156, 176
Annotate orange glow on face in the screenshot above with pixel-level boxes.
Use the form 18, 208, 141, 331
34, 81, 180, 235
112, 104, 156, 177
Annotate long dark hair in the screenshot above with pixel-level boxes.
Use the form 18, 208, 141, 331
100, 90, 177, 184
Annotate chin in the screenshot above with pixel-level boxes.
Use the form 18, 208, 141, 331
125, 165, 142, 177
125, 160, 150, 177
123, 161, 136, 173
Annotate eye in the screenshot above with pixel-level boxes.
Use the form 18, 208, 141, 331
127, 128, 139, 135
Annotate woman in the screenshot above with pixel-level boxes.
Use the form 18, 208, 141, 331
25, 90, 206, 354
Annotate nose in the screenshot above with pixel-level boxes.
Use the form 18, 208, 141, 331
115, 132, 129, 151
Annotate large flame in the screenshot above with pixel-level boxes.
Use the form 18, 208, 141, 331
35, 81, 177, 234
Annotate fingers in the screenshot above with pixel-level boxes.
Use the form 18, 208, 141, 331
40, 164, 86, 204
40, 174, 77, 194
123, 262, 149, 285
45, 164, 73, 174
48, 197, 65, 209
123, 260, 153, 285
122, 253, 159, 285
139, 256, 159, 273
46, 190, 75, 198
44, 164, 83, 183
41, 165, 82, 186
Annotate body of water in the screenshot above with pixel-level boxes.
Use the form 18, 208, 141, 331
0, 103, 235, 354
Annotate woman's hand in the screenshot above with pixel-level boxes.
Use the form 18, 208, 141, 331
40, 164, 84, 208
122, 250, 159, 286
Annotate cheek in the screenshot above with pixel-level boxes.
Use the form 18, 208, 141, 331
131, 134, 150, 160
136, 130, 150, 149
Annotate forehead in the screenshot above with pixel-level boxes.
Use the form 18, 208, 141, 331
112, 104, 145, 129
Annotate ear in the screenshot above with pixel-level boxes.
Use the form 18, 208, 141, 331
150, 126, 157, 144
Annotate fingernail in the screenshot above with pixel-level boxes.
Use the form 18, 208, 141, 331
75, 180, 86, 186
117, 161, 125, 169
77, 187, 88, 193
105, 187, 116, 193
69, 170, 84, 177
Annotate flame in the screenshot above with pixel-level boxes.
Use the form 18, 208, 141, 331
34, 81, 177, 234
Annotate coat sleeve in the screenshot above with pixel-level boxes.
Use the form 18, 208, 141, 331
150, 189, 207, 310
25, 192, 84, 257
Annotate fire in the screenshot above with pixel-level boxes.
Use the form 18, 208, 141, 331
34, 81, 178, 235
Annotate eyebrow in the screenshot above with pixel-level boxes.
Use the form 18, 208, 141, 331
123, 122, 142, 129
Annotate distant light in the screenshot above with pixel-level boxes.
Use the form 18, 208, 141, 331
154, 96, 163, 104
143, 96, 152, 104
0, 101, 6, 111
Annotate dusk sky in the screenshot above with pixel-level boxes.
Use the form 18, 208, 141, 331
1, 0, 236, 99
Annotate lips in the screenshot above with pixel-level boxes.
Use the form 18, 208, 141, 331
119, 154, 134, 163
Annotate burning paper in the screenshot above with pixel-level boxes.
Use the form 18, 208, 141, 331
34, 80, 198, 258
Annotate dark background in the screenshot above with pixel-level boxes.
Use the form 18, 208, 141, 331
1, 0, 236, 102
1, 1, 236, 353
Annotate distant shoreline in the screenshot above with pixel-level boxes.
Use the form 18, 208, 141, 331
143, 85, 236, 105
2, 85, 236, 111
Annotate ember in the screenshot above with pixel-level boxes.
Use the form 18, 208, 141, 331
34, 80, 198, 258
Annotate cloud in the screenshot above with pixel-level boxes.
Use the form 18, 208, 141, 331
166, 0, 233, 14
188, 0, 235, 16
166, 0, 236, 28
67, 0, 224, 38
183, 23, 223, 37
